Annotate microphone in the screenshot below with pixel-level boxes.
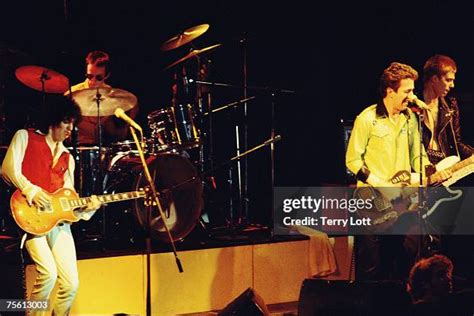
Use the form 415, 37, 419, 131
114, 108, 142, 132
407, 96, 429, 110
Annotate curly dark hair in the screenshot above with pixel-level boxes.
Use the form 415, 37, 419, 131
407, 254, 453, 303
379, 62, 418, 98
36, 95, 82, 134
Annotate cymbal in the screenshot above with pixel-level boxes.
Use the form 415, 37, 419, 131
165, 44, 221, 70
160, 24, 210, 51
71, 87, 137, 117
15, 65, 69, 94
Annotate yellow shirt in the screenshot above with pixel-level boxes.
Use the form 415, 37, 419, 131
346, 102, 431, 186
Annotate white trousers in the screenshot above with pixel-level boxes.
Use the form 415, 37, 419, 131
25, 224, 79, 316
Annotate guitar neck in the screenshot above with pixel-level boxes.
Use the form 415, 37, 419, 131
450, 156, 474, 173
68, 191, 144, 209
429, 155, 474, 184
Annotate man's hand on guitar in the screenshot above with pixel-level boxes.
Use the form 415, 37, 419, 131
32, 190, 52, 208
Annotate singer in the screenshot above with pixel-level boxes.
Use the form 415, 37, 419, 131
345, 62, 437, 281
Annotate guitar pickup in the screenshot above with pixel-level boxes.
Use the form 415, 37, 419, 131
60, 197, 71, 211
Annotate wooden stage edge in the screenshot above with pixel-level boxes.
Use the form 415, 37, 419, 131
25, 235, 354, 315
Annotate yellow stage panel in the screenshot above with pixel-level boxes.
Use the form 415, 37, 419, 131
25, 237, 352, 315
253, 241, 310, 304
150, 246, 253, 315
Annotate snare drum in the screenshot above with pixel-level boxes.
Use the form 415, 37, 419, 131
147, 104, 200, 153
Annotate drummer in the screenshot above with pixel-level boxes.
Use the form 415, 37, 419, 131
69, 50, 139, 145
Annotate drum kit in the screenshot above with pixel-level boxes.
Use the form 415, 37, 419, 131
0, 23, 284, 246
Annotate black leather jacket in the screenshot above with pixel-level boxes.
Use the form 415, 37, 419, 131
420, 96, 473, 163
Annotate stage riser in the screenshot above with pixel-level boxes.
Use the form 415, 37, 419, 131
25, 237, 352, 315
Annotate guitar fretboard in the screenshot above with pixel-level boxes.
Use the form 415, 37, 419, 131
429, 155, 474, 184
68, 191, 144, 208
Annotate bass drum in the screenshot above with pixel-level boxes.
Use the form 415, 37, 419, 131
103, 153, 203, 242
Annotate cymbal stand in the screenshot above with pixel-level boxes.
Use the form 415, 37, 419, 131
241, 34, 249, 225
190, 79, 294, 233
94, 88, 103, 168
39, 70, 50, 106
93, 88, 107, 244
269, 92, 276, 236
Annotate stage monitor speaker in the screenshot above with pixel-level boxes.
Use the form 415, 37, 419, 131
297, 279, 411, 316
218, 287, 270, 316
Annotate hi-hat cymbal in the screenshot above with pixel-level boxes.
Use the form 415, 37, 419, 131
71, 87, 137, 117
160, 24, 210, 51
165, 44, 221, 70
15, 65, 69, 94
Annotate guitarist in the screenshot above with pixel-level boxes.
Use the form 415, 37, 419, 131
1, 95, 102, 315
420, 55, 473, 165
345, 62, 450, 281
419, 55, 474, 279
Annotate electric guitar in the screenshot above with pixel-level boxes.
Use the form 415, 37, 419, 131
10, 188, 146, 235
354, 155, 473, 232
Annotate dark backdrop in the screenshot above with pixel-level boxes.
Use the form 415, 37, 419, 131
0, 0, 472, 225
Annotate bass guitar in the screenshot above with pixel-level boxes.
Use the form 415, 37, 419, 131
353, 155, 473, 232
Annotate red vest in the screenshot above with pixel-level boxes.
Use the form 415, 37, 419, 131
22, 130, 70, 193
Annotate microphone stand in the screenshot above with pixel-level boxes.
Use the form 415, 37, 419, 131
129, 125, 184, 316
416, 110, 426, 260
414, 110, 437, 260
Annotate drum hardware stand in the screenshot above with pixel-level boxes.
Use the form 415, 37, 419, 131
190, 79, 294, 235
241, 34, 249, 227
129, 125, 184, 316
147, 135, 282, 241
202, 96, 256, 116
195, 135, 282, 240
80, 88, 108, 247
269, 92, 276, 237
